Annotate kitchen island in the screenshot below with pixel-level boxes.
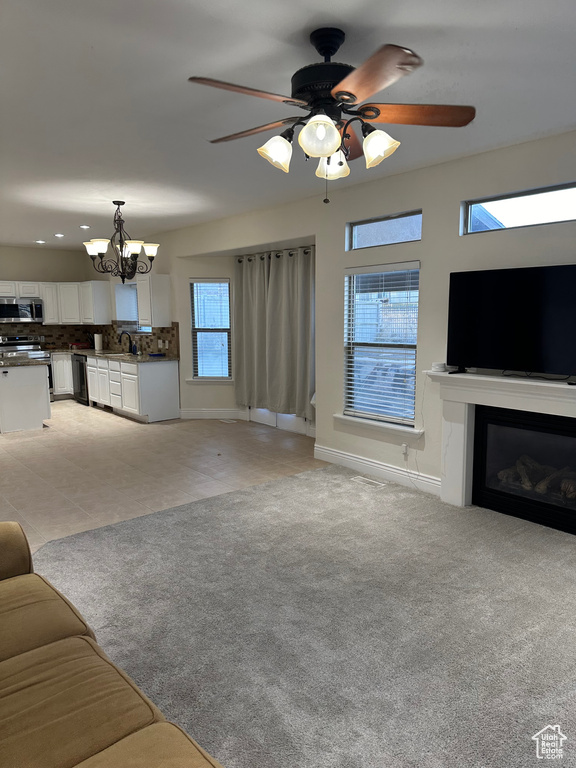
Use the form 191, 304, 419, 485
0, 359, 50, 433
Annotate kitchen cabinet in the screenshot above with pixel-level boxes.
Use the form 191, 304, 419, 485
0, 365, 51, 432
86, 355, 178, 421
17, 282, 41, 298
80, 281, 112, 325
41, 283, 60, 324
136, 275, 171, 328
58, 283, 82, 324
52, 353, 73, 395
97, 359, 110, 405
0, 282, 16, 297
120, 370, 139, 414
86, 360, 99, 403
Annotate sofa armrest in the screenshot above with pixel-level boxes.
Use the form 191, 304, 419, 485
0, 521, 33, 580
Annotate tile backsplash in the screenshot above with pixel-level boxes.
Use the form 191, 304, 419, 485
1, 322, 179, 355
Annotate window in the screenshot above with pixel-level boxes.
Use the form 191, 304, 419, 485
344, 262, 420, 425
464, 183, 576, 234
190, 280, 231, 379
114, 283, 151, 333
348, 211, 422, 250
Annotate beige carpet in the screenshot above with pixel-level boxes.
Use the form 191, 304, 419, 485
35, 466, 576, 768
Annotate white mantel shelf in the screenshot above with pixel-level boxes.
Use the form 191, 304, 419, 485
426, 371, 576, 418
425, 371, 576, 507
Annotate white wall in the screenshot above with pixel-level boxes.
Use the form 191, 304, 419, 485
158, 129, 576, 483
0, 246, 92, 281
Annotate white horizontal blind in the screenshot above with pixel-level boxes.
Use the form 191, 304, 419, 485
344, 262, 420, 425
190, 279, 231, 378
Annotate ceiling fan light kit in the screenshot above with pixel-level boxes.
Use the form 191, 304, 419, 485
84, 201, 159, 284
257, 132, 293, 172
361, 125, 401, 168
190, 26, 475, 193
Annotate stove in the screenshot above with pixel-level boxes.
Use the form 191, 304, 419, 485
0, 335, 51, 361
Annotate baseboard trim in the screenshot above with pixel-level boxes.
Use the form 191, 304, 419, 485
180, 408, 249, 421
314, 444, 441, 496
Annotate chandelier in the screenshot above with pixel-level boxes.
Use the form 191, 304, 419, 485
257, 112, 400, 182
84, 201, 159, 284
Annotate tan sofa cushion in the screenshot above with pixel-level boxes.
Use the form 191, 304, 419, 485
0, 521, 32, 580
0, 635, 164, 768
73, 723, 225, 768
0, 573, 95, 661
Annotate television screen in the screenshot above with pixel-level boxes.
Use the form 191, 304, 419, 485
446, 264, 576, 376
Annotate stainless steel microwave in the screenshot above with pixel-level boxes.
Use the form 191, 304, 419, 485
0, 297, 44, 323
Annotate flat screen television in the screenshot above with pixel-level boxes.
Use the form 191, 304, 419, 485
446, 263, 576, 376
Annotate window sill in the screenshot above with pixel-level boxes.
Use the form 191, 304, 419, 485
333, 413, 424, 438
185, 377, 234, 384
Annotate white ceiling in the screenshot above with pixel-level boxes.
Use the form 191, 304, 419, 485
1, 0, 575, 250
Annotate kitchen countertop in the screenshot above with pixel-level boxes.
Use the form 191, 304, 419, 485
48, 349, 179, 364
0, 358, 50, 368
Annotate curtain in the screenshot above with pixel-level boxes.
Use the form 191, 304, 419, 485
234, 246, 315, 421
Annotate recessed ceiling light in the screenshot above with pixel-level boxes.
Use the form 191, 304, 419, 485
54, 233, 64, 238
35, 240, 46, 244
79, 224, 90, 230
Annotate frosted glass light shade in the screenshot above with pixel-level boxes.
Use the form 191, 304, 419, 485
83, 241, 100, 256
257, 135, 292, 172
90, 238, 110, 254
125, 240, 144, 255
298, 114, 341, 158
143, 243, 160, 257
363, 129, 400, 168
315, 150, 350, 180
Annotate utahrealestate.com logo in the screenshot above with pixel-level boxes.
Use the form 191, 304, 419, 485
532, 725, 567, 759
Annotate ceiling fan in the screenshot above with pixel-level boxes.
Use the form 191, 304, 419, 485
189, 28, 476, 177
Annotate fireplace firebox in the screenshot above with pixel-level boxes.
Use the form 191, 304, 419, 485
473, 405, 576, 535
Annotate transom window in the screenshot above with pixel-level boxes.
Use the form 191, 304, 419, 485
348, 211, 422, 250
463, 182, 576, 234
190, 279, 231, 379
344, 262, 420, 425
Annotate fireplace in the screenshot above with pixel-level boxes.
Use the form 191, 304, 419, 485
473, 406, 576, 534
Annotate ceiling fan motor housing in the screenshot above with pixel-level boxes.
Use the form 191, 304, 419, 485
291, 62, 355, 118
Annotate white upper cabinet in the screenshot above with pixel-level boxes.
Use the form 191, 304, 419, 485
58, 283, 82, 324
0, 282, 16, 297
17, 282, 41, 298
41, 283, 60, 324
80, 281, 112, 325
136, 275, 171, 328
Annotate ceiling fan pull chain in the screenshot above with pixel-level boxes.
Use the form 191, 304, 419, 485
323, 176, 330, 204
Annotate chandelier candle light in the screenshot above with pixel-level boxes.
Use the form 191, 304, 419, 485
84, 201, 159, 284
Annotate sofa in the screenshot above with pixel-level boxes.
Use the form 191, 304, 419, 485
0, 521, 225, 768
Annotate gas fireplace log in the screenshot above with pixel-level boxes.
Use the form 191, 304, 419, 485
561, 477, 576, 500
534, 467, 573, 495
515, 455, 556, 490
497, 467, 520, 484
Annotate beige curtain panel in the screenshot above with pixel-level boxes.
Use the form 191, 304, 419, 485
234, 246, 315, 421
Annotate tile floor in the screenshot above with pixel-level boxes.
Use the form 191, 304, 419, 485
0, 400, 327, 552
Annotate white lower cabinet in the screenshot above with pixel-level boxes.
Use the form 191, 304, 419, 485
86, 356, 178, 422
51, 353, 73, 395
97, 359, 110, 406
120, 372, 139, 414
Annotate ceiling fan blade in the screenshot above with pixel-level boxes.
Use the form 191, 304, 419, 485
189, 77, 308, 108
209, 117, 302, 144
339, 124, 363, 161
332, 45, 423, 105
358, 103, 476, 127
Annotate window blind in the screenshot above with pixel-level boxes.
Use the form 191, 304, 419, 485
190, 279, 232, 379
344, 262, 420, 425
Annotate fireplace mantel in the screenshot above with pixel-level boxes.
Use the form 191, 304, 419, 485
426, 371, 576, 506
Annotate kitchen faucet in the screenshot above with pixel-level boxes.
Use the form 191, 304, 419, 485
118, 331, 134, 354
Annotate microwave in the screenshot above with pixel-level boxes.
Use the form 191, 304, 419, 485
0, 297, 44, 324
